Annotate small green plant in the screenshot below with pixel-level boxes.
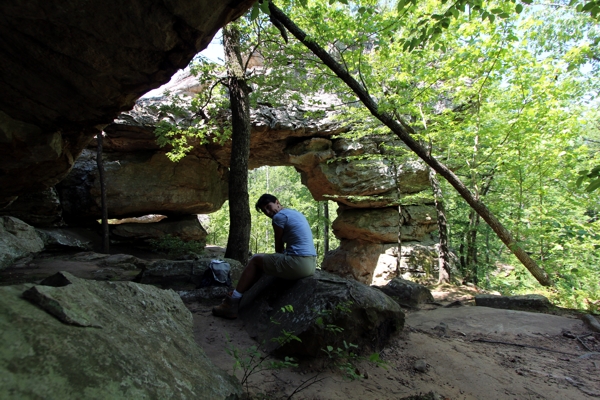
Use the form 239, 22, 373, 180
225, 301, 387, 398
226, 342, 298, 396
271, 329, 302, 347
321, 340, 363, 380
314, 300, 388, 380
148, 234, 205, 258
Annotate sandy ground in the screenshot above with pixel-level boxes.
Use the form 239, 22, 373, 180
2, 250, 599, 399
192, 294, 600, 400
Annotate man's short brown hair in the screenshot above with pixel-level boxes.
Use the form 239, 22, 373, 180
255, 193, 278, 212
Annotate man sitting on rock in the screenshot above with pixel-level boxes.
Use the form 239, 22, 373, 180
212, 193, 317, 319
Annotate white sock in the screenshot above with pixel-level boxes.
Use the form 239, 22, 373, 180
231, 290, 243, 299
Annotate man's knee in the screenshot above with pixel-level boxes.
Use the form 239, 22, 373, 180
248, 254, 265, 270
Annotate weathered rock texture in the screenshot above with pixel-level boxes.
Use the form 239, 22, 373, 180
0, 187, 63, 227
240, 271, 404, 357
1, 271, 242, 398
332, 206, 437, 243
0, 0, 255, 207
111, 215, 208, 243
36, 228, 94, 252
376, 278, 435, 306
0, 216, 44, 271
320, 240, 440, 285
475, 294, 552, 311
137, 258, 243, 290
57, 149, 228, 223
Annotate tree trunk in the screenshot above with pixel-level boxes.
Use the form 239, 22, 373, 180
465, 210, 480, 284
323, 201, 329, 253
429, 168, 451, 284
392, 163, 403, 276
465, 172, 494, 283
96, 132, 109, 254
316, 200, 321, 256
223, 24, 252, 266
269, 2, 552, 286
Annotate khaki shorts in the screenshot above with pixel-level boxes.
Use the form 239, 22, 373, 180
262, 253, 316, 280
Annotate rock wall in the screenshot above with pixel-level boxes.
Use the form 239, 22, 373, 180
3, 67, 441, 284
0, 0, 255, 207
288, 135, 440, 284
57, 149, 228, 224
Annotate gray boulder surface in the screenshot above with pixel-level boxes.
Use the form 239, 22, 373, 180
376, 278, 435, 306
1, 271, 242, 399
35, 228, 94, 251
137, 258, 243, 290
239, 270, 404, 357
58, 149, 228, 223
0, 216, 44, 271
474, 294, 552, 311
0, 187, 63, 227
332, 206, 438, 243
111, 215, 208, 243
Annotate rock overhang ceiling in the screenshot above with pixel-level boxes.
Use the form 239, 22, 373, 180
0, 0, 255, 207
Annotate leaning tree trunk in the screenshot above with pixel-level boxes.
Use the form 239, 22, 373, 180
268, 2, 552, 286
96, 132, 109, 254
223, 24, 251, 266
429, 168, 451, 284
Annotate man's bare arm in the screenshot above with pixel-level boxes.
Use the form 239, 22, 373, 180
273, 223, 284, 253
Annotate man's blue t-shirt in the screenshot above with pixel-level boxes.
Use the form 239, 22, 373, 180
272, 208, 316, 256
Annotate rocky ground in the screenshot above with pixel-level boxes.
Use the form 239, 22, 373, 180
194, 287, 600, 400
2, 249, 599, 400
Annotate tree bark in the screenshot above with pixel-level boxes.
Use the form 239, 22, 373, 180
223, 24, 252, 266
429, 168, 451, 284
392, 163, 403, 276
465, 209, 480, 283
96, 132, 109, 254
465, 173, 494, 282
268, 2, 552, 286
323, 201, 329, 253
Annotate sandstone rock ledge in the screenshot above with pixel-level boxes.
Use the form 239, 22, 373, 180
0, 271, 242, 399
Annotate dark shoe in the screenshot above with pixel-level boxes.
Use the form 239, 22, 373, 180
212, 293, 240, 319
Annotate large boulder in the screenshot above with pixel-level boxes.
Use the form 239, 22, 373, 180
57, 149, 227, 223
35, 228, 95, 251
103, 101, 347, 169
1, 272, 242, 398
332, 205, 438, 243
240, 270, 404, 357
0, 0, 255, 207
376, 278, 434, 306
321, 240, 440, 285
0, 216, 44, 271
0, 187, 63, 227
475, 294, 552, 311
137, 258, 244, 290
111, 215, 208, 243
292, 137, 432, 208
